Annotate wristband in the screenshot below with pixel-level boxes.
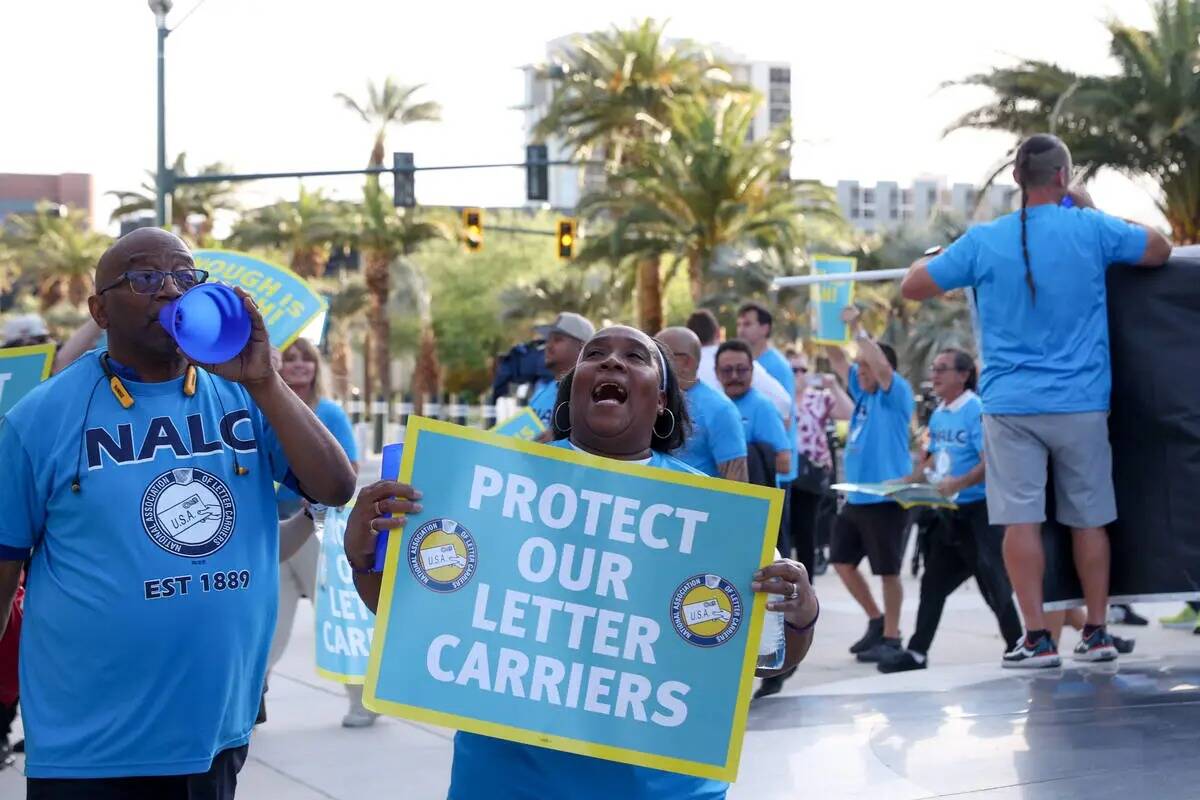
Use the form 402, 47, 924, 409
784, 595, 820, 634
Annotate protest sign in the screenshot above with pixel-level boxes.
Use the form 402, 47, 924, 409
364, 417, 783, 781
831, 481, 957, 510
315, 505, 376, 683
0, 343, 55, 415
192, 250, 326, 350
809, 255, 856, 345
489, 407, 546, 440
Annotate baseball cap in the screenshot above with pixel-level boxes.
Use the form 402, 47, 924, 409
534, 312, 595, 344
2, 314, 50, 347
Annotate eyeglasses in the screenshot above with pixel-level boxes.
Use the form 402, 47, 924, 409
717, 365, 753, 378
98, 268, 209, 296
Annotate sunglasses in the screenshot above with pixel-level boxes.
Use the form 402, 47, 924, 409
98, 268, 209, 296
792, 366, 808, 374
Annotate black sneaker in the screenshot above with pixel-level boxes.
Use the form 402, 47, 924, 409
878, 649, 927, 673
1072, 627, 1118, 663
753, 666, 796, 700
1109, 604, 1149, 626
856, 637, 902, 663
1002, 633, 1062, 669
1112, 634, 1136, 655
849, 616, 885, 655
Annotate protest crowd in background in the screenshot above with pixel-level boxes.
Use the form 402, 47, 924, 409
0, 130, 1195, 800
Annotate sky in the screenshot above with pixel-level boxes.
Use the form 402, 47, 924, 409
0, 0, 1165, 233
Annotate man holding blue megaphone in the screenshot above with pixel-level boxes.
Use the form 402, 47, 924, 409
0, 227, 356, 799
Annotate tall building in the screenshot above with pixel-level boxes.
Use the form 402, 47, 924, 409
0, 172, 93, 226
836, 178, 1018, 233
521, 37, 791, 209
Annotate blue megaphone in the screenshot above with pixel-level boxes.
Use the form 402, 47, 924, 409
158, 283, 251, 364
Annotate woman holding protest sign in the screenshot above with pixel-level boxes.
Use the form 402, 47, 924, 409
345, 325, 818, 800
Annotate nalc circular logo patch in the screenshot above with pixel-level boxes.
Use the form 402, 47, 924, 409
407, 518, 478, 593
670, 573, 744, 648
141, 467, 237, 558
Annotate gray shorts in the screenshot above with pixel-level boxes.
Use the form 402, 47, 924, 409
982, 412, 1116, 529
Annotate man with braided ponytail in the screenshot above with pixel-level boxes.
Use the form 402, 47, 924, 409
901, 134, 1171, 668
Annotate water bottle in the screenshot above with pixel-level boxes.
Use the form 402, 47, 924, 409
757, 595, 787, 670
309, 502, 328, 542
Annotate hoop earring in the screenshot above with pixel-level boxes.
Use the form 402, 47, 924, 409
553, 402, 571, 433
652, 408, 676, 440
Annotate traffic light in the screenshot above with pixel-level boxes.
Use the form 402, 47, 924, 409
393, 152, 415, 208
556, 218, 576, 260
463, 208, 483, 252
526, 144, 548, 202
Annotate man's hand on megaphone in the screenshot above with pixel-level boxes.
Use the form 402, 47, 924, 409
184, 287, 275, 388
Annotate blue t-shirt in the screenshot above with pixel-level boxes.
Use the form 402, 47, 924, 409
756, 346, 797, 483
731, 388, 790, 455
844, 365, 914, 505
0, 352, 292, 778
276, 397, 357, 510
927, 205, 1148, 415
675, 382, 747, 477
927, 391, 986, 505
529, 379, 558, 430
448, 438, 726, 800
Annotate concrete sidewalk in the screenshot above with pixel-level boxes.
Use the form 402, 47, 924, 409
4, 561, 1197, 798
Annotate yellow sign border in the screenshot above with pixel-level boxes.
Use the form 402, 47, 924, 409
488, 406, 546, 435
192, 248, 328, 352
362, 416, 782, 782
0, 342, 56, 382
808, 253, 857, 346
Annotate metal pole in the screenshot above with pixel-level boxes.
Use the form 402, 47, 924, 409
154, 21, 168, 227
771, 268, 908, 289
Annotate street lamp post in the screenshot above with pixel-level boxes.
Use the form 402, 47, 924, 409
150, 0, 173, 228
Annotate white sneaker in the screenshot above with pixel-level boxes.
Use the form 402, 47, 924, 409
341, 707, 379, 728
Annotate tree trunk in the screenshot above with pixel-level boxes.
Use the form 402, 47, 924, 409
412, 324, 442, 416
330, 329, 352, 401
1163, 170, 1200, 245
361, 328, 374, 404
292, 247, 328, 279
364, 250, 392, 407
635, 256, 663, 334
687, 251, 704, 304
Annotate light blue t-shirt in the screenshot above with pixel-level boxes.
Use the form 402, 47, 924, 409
731, 388, 790, 455
276, 397, 357, 511
448, 438, 727, 800
0, 351, 292, 778
845, 365, 914, 505
927, 205, 1148, 415
927, 390, 986, 505
675, 382, 747, 477
756, 346, 797, 483
528, 379, 558, 430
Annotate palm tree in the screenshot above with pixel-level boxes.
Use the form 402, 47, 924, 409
3, 204, 111, 309
533, 19, 739, 331
335, 77, 442, 172
579, 94, 844, 313
347, 183, 450, 408
227, 187, 344, 278
949, 0, 1200, 241
316, 276, 368, 401
109, 153, 237, 243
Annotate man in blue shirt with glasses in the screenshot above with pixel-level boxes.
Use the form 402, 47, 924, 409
0, 228, 356, 798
